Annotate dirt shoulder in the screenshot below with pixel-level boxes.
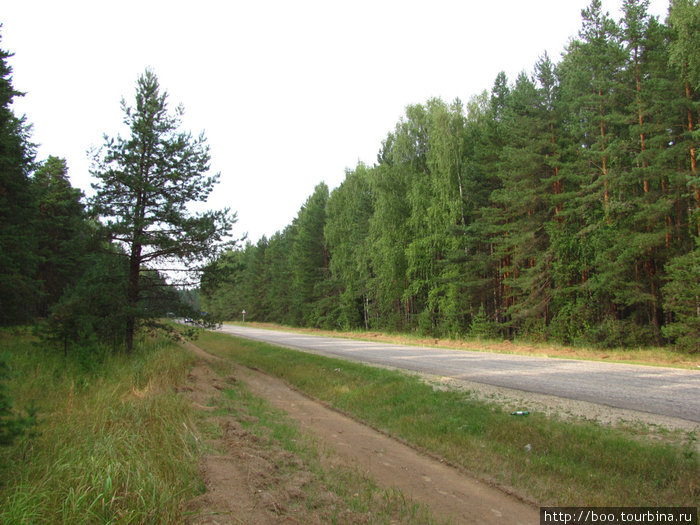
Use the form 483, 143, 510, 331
181, 341, 539, 524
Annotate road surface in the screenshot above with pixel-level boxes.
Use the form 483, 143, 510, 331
216, 324, 700, 424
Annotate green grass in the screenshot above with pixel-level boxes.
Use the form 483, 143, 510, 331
195, 330, 700, 507
0, 328, 202, 524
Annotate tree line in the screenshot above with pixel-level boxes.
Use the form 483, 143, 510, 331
201, 0, 699, 351
0, 29, 234, 354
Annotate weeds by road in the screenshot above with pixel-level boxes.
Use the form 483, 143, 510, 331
0, 328, 201, 523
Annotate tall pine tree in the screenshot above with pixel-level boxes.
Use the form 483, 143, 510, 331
91, 70, 235, 352
0, 28, 37, 324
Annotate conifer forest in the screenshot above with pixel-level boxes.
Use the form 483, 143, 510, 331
201, 0, 700, 350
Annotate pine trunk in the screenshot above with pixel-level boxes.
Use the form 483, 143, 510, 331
687, 80, 699, 235
599, 89, 610, 223
125, 243, 141, 354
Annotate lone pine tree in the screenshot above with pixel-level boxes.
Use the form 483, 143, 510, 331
91, 69, 235, 353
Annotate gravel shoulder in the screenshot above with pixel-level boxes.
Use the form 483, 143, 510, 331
411, 368, 700, 436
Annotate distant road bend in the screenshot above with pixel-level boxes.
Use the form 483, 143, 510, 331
216, 324, 700, 424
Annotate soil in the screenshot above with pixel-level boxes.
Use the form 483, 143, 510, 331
180, 341, 539, 524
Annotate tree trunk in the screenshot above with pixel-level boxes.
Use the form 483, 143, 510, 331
599, 89, 610, 224
686, 80, 699, 236
125, 243, 142, 354
550, 122, 563, 220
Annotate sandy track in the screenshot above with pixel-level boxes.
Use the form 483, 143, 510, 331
182, 341, 539, 524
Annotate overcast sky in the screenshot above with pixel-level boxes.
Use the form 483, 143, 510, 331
3, 0, 671, 243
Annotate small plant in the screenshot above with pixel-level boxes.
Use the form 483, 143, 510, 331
0, 354, 37, 447
469, 304, 496, 339
682, 432, 697, 461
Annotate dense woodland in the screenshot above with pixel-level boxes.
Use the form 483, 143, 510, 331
201, 0, 700, 350
0, 30, 232, 354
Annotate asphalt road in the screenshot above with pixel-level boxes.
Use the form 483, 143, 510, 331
217, 324, 700, 423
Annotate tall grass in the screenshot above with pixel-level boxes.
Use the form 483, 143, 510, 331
196, 330, 700, 507
0, 329, 201, 524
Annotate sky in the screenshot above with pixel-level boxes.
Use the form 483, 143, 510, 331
3, 0, 671, 244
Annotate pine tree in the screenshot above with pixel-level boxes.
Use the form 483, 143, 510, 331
289, 183, 329, 326
668, 0, 700, 236
32, 156, 88, 316
459, 74, 512, 334
662, 239, 700, 351
91, 70, 235, 352
0, 27, 38, 324
609, 0, 675, 335
552, 0, 628, 341
265, 227, 297, 325
491, 65, 563, 336
325, 163, 374, 329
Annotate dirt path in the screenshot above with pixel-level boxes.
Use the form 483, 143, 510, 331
182, 341, 539, 524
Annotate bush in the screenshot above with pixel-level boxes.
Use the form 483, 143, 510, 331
584, 317, 661, 349
469, 305, 498, 339
662, 244, 700, 353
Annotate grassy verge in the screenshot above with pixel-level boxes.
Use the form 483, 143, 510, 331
0, 328, 201, 524
231, 321, 700, 369
195, 357, 442, 524
195, 330, 700, 507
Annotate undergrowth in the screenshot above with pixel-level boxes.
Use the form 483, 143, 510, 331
0, 328, 200, 524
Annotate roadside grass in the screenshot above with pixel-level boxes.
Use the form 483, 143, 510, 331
0, 328, 202, 524
196, 357, 443, 524
231, 321, 700, 369
195, 330, 700, 507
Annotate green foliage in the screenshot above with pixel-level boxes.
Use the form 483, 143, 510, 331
0, 28, 38, 325
668, 0, 700, 91
195, 3, 700, 351
469, 304, 497, 339
290, 183, 330, 326
662, 242, 700, 351
44, 251, 129, 354
32, 156, 90, 317
325, 164, 374, 329
0, 331, 200, 523
90, 69, 236, 352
